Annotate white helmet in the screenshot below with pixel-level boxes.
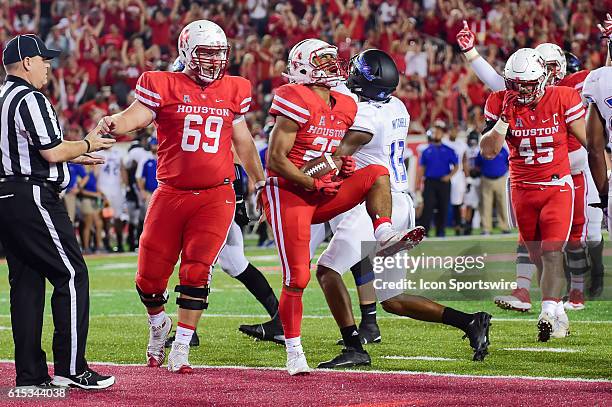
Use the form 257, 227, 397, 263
178, 20, 229, 83
284, 39, 346, 87
503, 48, 549, 106
535, 43, 566, 84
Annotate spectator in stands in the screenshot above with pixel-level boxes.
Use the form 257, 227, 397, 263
475, 146, 510, 235
417, 121, 459, 237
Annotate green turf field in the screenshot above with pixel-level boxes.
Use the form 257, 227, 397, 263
0, 237, 610, 381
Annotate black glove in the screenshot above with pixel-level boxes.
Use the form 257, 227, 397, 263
234, 198, 250, 227
589, 194, 609, 210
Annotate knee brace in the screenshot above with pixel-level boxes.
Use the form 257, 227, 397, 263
564, 247, 589, 276
136, 285, 168, 308
175, 285, 210, 310
351, 258, 375, 286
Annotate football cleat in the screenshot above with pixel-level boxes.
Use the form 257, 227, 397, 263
239, 319, 285, 345
537, 311, 555, 342
336, 323, 381, 345
564, 289, 585, 311
375, 226, 426, 258
286, 351, 311, 376
551, 311, 570, 339
494, 288, 532, 312
462, 312, 491, 361
165, 329, 200, 348
317, 347, 371, 369
146, 316, 172, 367
167, 341, 193, 374
52, 369, 115, 390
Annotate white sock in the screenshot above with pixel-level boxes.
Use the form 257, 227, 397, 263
516, 263, 535, 290
374, 222, 393, 241
555, 301, 565, 316
285, 337, 303, 354
541, 300, 557, 315
148, 310, 166, 327
175, 324, 195, 346
570, 275, 585, 292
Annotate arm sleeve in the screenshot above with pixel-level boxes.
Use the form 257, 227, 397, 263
18, 92, 62, 150
564, 88, 586, 124
470, 56, 506, 92
349, 103, 376, 134
269, 84, 310, 127
134, 72, 163, 117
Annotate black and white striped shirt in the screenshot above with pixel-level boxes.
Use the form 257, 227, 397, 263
0, 75, 69, 189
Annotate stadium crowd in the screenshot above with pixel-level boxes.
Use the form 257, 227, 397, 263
0, 0, 608, 251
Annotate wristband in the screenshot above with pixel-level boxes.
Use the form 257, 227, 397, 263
492, 119, 509, 135
463, 48, 479, 62
255, 180, 266, 191
83, 139, 91, 153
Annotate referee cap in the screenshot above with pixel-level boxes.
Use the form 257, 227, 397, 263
3, 34, 61, 65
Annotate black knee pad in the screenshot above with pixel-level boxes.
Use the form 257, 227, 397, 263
350, 258, 375, 287
175, 285, 210, 310
564, 247, 589, 275
136, 285, 168, 308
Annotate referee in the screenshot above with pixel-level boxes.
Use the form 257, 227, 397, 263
0, 34, 115, 389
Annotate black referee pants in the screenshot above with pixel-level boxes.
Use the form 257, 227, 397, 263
418, 178, 451, 237
0, 182, 89, 386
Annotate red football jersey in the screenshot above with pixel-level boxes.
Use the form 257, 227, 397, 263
484, 86, 585, 185
558, 70, 589, 152
268, 84, 357, 176
134, 72, 251, 190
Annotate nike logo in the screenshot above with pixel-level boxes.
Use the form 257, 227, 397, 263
216, 99, 224, 102
542, 118, 550, 123
0, 194, 14, 199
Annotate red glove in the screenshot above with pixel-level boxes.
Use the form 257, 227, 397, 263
338, 156, 356, 178
309, 173, 343, 196
598, 13, 612, 38
456, 20, 475, 52
501, 91, 519, 123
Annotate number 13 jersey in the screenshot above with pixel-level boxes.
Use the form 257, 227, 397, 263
268, 84, 357, 177
484, 86, 585, 185
135, 71, 251, 190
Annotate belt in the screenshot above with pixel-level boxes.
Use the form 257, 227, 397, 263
0, 176, 61, 194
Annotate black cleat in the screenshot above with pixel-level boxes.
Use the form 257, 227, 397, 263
336, 323, 381, 345
165, 329, 200, 348
239, 319, 285, 345
463, 312, 491, 361
589, 273, 604, 298
318, 347, 371, 369
52, 369, 115, 390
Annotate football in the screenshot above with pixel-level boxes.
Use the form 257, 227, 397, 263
300, 155, 343, 178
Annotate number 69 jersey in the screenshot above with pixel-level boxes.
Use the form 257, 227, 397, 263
484, 86, 585, 185
350, 96, 410, 193
268, 83, 357, 176
134, 71, 251, 190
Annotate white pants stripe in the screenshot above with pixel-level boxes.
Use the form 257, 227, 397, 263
266, 178, 290, 285
32, 185, 78, 375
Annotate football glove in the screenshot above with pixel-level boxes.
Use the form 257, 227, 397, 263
589, 194, 609, 210
338, 156, 356, 178
456, 20, 475, 52
598, 13, 612, 38
501, 91, 519, 124
309, 173, 343, 196
234, 199, 250, 227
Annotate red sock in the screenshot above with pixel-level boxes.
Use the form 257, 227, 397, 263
279, 288, 303, 339
372, 216, 392, 231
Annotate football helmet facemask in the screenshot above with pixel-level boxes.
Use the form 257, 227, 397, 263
284, 39, 346, 87
178, 20, 229, 84
504, 48, 549, 106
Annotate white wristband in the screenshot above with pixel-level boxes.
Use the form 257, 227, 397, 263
255, 180, 266, 191
463, 48, 479, 62
493, 119, 509, 134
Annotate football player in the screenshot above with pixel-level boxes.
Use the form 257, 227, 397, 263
480, 48, 587, 341
97, 20, 266, 373
263, 38, 425, 375
96, 143, 127, 252
457, 22, 604, 311
311, 50, 490, 368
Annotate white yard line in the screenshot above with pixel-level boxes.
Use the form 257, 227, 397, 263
381, 356, 458, 361
501, 348, 579, 353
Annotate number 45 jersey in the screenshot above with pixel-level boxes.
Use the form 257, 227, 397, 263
268, 83, 357, 177
135, 71, 251, 190
350, 96, 410, 193
484, 86, 585, 185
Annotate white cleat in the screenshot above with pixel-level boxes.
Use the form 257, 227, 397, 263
552, 311, 570, 339
167, 341, 193, 374
286, 351, 311, 376
494, 288, 532, 312
375, 226, 426, 257
537, 311, 555, 342
146, 316, 172, 367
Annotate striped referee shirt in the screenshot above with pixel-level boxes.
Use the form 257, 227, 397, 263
0, 75, 69, 189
